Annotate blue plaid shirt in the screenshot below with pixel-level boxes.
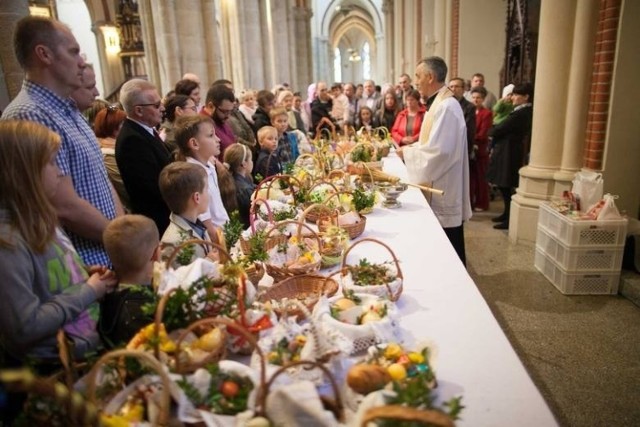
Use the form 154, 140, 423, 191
2, 80, 117, 266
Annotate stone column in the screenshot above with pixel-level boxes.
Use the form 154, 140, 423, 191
202, 0, 223, 86
509, 0, 600, 243
239, 0, 264, 90
0, 0, 29, 106
555, 0, 600, 184
293, 5, 313, 91
382, 0, 394, 82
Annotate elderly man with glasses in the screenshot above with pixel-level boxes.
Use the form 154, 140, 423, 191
116, 78, 172, 234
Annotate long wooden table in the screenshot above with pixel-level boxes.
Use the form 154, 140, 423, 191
344, 153, 558, 426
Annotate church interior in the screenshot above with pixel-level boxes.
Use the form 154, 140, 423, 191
0, 0, 639, 426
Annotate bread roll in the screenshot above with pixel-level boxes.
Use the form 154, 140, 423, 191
347, 364, 391, 394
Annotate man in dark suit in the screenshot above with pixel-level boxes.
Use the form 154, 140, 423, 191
449, 77, 477, 158
116, 78, 172, 234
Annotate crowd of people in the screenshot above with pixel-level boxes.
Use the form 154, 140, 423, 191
0, 16, 534, 409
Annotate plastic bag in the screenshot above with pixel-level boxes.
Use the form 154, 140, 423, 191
597, 194, 622, 220
572, 171, 603, 212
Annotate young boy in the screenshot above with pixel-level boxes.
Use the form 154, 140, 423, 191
270, 106, 298, 164
253, 125, 282, 182
158, 162, 217, 268
99, 215, 159, 348
174, 115, 229, 239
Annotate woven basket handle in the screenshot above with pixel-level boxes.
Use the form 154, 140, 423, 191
263, 360, 345, 423
265, 219, 322, 250
86, 349, 172, 426
164, 238, 231, 268
351, 161, 375, 184
301, 202, 336, 225
360, 405, 455, 427
294, 153, 323, 177
249, 197, 275, 233
254, 174, 302, 200
173, 317, 265, 387
341, 237, 403, 301
373, 126, 390, 140
315, 119, 336, 141
1, 369, 100, 425
307, 179, 340, 195
324, 190, 359, 214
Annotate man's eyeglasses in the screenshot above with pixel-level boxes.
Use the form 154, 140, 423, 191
216, 107, 234, 116
136, 101, 162, 109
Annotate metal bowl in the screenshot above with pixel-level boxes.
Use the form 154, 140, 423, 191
376, 182, 408, 208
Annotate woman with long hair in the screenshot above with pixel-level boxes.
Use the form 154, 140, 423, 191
0, 120, 116, 367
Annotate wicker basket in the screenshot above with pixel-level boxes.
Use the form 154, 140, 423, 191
0, 369, 100, 426
319, 191, 367, 239
340, 237, 403, 301
257, 274, 338, 318
239, 198, 288, 255
262, 360, 345, 424
264, 220, 323, 282
304, 180, 340, 223
360, 405, 455, 427
86, 349, 173, 426
245, 262, 265, 285
253, 173, 303, 202
163, 239, 240, 317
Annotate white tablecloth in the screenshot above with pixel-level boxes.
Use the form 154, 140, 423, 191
344, 153, 558, 426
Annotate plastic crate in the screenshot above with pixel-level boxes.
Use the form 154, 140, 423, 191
537, 202, 627, 247
536, 226, 624, 271
534, 248, 620, 295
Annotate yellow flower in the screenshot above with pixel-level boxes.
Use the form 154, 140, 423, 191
387, 363, 407, 381
384, 343, 402, 360
408, 352, 425, 364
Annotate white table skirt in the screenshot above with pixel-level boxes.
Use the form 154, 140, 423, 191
342, 153, 558, 426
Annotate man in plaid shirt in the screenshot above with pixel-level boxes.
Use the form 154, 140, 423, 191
2, 16, 123, 266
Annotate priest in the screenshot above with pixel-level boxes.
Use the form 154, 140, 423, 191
397, 57, 472, 265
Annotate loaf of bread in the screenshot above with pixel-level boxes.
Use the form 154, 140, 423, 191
346, 364, 391, 394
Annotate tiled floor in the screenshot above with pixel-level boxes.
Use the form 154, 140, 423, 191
465, 201, 640, 427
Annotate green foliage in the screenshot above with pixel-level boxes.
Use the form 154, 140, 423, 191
175, 229, 196, 266
177, 364, 254, 415
352, 186, 376, 212
376, 347, 464, 426
246, 230, 269, 263
142, 275, 234, 330
223, 210, 244, 249
347, 258, 395, 286
350, 145, 373, 163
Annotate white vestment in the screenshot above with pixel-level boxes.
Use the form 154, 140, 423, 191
404, 86, 472, 228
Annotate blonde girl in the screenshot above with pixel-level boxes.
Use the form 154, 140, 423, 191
223, 143, 256, 227
0, 120, 116, 366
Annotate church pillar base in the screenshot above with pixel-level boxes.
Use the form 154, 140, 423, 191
508, 165, 561, 243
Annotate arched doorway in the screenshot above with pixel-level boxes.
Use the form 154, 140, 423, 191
317, 0, 384, 84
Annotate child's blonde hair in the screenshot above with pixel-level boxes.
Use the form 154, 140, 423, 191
269, 107, 288, 122
257, 126, 277, 146
103, 215, 159, 277
239, 89, 255, 103
159, 162, 207, 214
174, 115, 215, 161
0, 121, 60, 253
223, 143, 251, 174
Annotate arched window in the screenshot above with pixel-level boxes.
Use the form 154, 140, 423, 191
334, 47, 342, 83
362, 42, 371, 80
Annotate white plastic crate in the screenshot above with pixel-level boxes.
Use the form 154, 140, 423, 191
534, 248, 620, 295
537, 202, 627, 247
536, 226, 624, 271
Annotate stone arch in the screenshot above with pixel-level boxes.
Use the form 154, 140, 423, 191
319, 0, 382, 83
